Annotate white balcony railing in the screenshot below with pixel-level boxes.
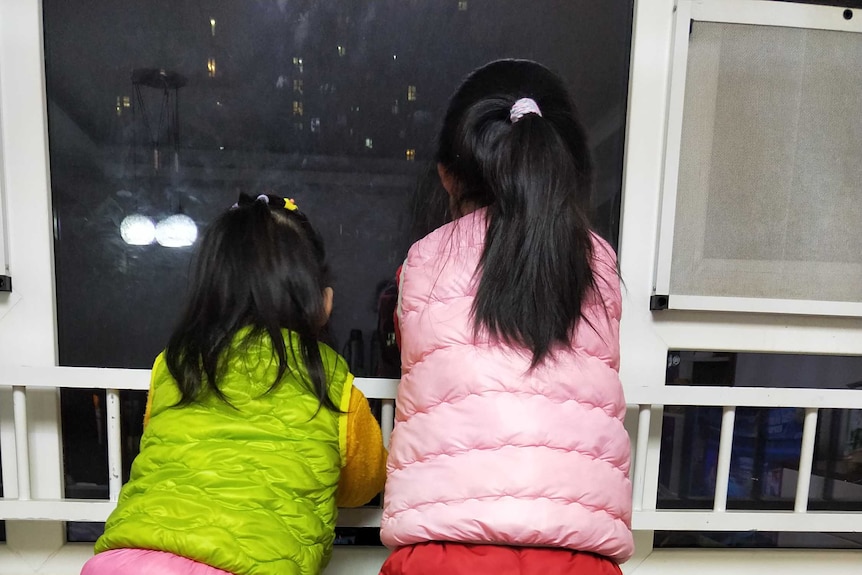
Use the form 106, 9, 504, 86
1, 366, 861, 533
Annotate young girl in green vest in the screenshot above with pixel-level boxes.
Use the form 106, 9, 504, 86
81, 193, 387, 575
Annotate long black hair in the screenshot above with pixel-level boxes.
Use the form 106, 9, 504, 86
437, 59, 598, 367
165, 193, 339, 410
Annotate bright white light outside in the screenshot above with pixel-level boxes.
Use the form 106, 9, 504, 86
120, 214, 156, 245
155, 214, 198, 247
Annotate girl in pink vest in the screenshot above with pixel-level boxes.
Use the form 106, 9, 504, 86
380, 60, 633, 575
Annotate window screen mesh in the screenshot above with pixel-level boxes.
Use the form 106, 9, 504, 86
670, 21, 862, 303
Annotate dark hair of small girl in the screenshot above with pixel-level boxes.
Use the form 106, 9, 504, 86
437, 59, 598, 367
407, 161, 452, 245
165, 193, 339, 411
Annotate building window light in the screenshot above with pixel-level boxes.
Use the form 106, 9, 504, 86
210, 18, 216, 36
407, 85, 417, 101
406, 149, 416, 161
116, 95, 131, 116
365, 138, 373, 149
293, 57, 304, 73
293, 79, 303, 94
337, 45, 346, 57
311, 118, 321, 133
458, 1, 468, 11
207, 58, 216, 78
293, 101, 303, 116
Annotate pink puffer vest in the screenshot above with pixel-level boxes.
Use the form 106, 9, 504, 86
380, 209, 633, 562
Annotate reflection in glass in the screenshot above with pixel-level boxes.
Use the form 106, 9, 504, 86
811, 408, 862, 511
62, 389, 147, 542
119, 214, 156, 245
658, 351, 862, 549
154, 214, 197, 248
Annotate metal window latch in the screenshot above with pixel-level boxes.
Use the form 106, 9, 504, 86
650, 294, 669, 311
0, 275, 11, 292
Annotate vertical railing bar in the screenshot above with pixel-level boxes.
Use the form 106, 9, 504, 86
106, 389, 123, 501
794, 407, 819, 513
632, 404, 652, 511
12, 385, 31, 500
713, 405, 736, 512
380, 399, 395, 449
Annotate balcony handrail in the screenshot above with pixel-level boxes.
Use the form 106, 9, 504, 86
1, 366, 861, 532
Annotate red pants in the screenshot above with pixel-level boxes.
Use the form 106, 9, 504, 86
380, 542, 622, 575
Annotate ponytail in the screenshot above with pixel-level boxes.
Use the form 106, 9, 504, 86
438, 60, 598, 367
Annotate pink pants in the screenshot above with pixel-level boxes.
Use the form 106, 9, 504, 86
81, 549, 233, 575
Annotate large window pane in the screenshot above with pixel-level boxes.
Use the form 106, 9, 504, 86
46, 0, 632, 372
43, 1, 634, 543
658, 351, 862, 549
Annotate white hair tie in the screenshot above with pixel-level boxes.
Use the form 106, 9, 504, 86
509, 98, 542, 123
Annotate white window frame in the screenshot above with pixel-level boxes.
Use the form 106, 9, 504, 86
653, 0, 862, 317
2, 0, 862, 574
620, 0, 862, 571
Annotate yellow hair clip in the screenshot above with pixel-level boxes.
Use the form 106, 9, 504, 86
283, 198, 298, 211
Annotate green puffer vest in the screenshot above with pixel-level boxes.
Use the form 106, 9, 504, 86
95, 330, 351, 575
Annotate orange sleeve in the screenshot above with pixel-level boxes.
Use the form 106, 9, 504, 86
143, 386, 154, 429
142, 355, 163, 429
336, 387, 388, 508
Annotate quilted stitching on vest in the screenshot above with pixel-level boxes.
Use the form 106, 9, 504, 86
381, 210, 634, 562
96, 330, 350, 575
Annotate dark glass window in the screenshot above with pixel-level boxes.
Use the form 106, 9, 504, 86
43, 0, 634, 542
658, 351, 862, 549
0, 442, 4, 541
